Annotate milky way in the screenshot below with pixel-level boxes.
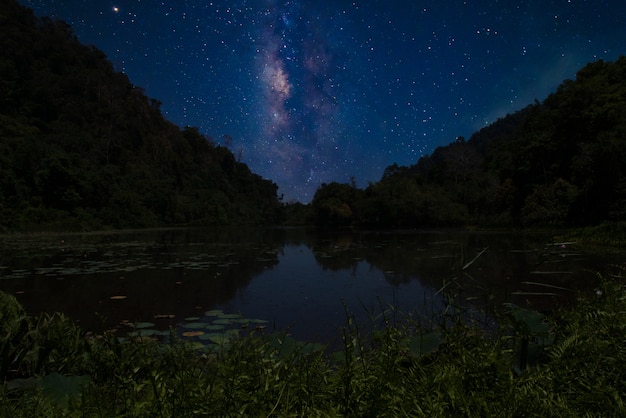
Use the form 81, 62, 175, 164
20, 0, 626, 202
251, 0, 350, 199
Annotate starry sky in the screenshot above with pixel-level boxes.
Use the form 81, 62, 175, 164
20, 0, 626, 202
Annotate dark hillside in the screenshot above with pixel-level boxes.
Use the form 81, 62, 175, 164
309, 56, 626, 228
483, 58, 626, 225
0, 1, 280, 231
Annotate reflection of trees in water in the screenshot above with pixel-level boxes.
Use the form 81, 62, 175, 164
297, 230, 595, 310
305, 231, 464, 288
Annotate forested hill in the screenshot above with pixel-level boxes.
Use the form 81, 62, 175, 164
0, 0, 281, 231
310, 56, 626, 228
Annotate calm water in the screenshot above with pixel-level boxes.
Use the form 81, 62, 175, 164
0, 228, 623, 344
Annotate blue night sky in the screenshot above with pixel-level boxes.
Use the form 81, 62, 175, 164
21, 0, 626, 202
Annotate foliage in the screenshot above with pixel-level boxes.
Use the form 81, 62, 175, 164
310, 181, 362, 227
521, 178, 579, 226
3, 271, 626, 416
0, 1, 281, 231
0, 290, 89, 415
559, 221, 626, 248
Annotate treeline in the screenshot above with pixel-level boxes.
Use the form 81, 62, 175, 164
0, 1, 281, 231
310, 56, 626, 228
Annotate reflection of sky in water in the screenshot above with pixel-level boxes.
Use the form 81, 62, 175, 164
220, 244, 442, 345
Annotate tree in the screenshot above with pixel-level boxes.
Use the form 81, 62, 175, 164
310, 182, 361, 227
521, 178, 578, 226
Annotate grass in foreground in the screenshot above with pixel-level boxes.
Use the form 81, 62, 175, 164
2, 268, 626, 417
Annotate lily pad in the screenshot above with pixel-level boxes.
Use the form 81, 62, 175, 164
217, 313, 241, 319
110, 295, 127, 300
207, 334, 231, 344
198, 332, 226, 342
505, 303, 552, 336
185, 316, 200, 321
212, 318, 233, 325
204, 310, 223, 316
182, 330, 205, 337
129, 329, 159, 337
236, 318, 268, 325
132, 322, 155, 329
42, 373, 91, 408
183, 322, 209, 329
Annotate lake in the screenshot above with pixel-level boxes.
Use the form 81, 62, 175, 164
0, 228, 622, 345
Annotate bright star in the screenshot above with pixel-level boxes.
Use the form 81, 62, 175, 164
112, 6, 119, 13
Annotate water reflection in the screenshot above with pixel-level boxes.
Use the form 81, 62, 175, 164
0, 228, 621, 344
220, 242, 442, 344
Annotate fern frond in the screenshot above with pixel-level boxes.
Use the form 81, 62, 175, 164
549, 331, 580, 361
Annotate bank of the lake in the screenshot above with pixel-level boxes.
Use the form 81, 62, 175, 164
557, 221, 626, 249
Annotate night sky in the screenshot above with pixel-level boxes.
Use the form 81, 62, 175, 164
20, 1, 626, 202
